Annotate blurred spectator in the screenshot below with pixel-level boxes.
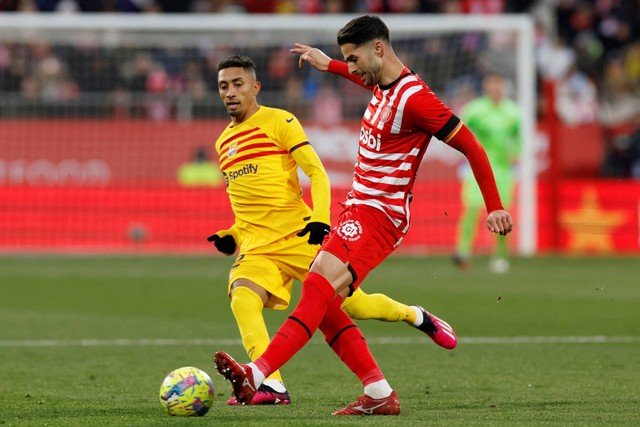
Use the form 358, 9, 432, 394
115, 0, 154, 12
183, 60, 208, 101
0, 0, 637, 182
364, 0, 444, 13
34, 0, 106, 12
0, 0, 20, 10
537, 34, 576, 81
625, 40, 640, 82
63, 42, 119, 93
460, 0, 504, 14
177, 146, 223, 187
267, 47, 295, 92
555, 62, 598, 124
5, 0, 208, 12
123, 51, 154, 92
152, 0, 197, 12
283, 76, 310, 117
324, 0, 349, 13
0, 44, 26, 92
145, 65, 170, 121
445, 75, 479, 113
25, 41, 80, 100
556, 0, 598, 48
312, 86, 343, 126
503, 0, 531, 13
119, 51, 170, 119
21, 75, 40, 99
440, 0, 462, 13
595, 0, 636, 54
599, 53, 640, 178
0, 0, 38, 11
478, 31, 518, 81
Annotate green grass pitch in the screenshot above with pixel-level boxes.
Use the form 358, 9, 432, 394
1, 255, 639, 426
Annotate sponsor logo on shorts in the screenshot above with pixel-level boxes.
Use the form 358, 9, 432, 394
337, 219, 363, 242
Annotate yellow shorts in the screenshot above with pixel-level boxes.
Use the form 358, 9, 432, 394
228, 235, 318, 310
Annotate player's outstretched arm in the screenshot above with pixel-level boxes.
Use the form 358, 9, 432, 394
486, 210, 514, 236
290, 43, 331, 71
291, 42, 371, 89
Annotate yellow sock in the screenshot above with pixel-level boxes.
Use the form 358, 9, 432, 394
341, 288, 417, 324
230, 286, 284, 385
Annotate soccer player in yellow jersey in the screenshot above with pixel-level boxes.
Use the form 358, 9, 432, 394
209, 54, 447, 405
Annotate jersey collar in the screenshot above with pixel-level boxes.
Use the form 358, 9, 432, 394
379, 66, 414, 90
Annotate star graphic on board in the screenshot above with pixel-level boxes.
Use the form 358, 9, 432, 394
559, 187, 627, 253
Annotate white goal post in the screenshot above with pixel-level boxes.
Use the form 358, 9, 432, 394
0, 13, 536, 255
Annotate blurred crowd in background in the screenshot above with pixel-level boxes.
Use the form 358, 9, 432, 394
0, 0, 639, 178
0, 0, 534, 13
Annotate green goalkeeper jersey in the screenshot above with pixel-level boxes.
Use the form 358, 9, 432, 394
460, 96, 521, 176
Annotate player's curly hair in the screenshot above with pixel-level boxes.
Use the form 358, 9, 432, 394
337, 15, 390, 46
217, 54, 256, 72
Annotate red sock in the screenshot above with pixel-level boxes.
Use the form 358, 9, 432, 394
254, 272, 335, 376
320, 297, 384, 386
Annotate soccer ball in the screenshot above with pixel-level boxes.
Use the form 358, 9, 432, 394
159, 366, 214, 416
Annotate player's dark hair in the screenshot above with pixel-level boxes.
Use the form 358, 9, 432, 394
217, 54, 256, 72
337, 15, 390, 46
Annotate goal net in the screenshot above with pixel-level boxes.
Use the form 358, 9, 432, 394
0, 14, 535, 255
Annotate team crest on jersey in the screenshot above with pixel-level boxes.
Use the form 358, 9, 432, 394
228, 143, 238, 158
337, 219, 363, 242
380, 106, 393, 124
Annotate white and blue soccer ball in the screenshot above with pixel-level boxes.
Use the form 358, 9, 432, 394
159, 366, 214, 416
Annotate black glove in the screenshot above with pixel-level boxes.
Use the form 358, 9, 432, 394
207, 233, 236, 255
297, 222, 330, 245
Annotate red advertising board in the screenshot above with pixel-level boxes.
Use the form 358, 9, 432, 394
2, 120, 639, 254
538, 181, 640, 253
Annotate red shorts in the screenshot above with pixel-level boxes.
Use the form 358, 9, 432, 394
321, 204, 403, 289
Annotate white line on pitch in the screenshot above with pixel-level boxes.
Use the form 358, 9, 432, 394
0, 336, 638, 348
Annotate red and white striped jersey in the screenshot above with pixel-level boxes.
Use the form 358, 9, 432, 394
333, 65, 456, 233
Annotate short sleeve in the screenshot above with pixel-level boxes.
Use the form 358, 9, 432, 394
405, 88, 455, 137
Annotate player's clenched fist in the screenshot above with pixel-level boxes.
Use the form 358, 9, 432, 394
207, 232, 237, 255
486, 210, 514, 236
297, 222, 330, 245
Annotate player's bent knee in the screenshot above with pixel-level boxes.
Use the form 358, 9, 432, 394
309, 251, 353, 293
230, 286, 267, 320
230, 279, 269, 304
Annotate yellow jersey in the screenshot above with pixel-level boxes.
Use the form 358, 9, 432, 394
215, 106, 330, 253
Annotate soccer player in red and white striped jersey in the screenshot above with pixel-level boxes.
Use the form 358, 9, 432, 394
214, 15, 513, 415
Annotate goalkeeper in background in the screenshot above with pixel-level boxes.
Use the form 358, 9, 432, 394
209, 54, 446, 405
454, 72, 521, 273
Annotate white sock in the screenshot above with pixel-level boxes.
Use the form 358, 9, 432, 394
411, 305, 424, 327
246, 362, 265, 387
363, 379, 393, 399
262, 378, 286, 393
